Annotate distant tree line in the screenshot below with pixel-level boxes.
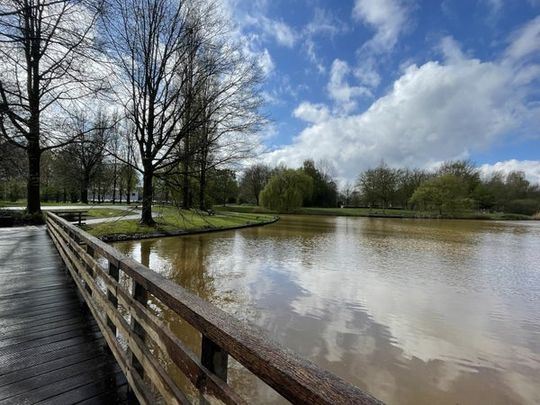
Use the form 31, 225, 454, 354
352, 160, 540, 215
0, 127, 242, 209
234, 159, 540, 216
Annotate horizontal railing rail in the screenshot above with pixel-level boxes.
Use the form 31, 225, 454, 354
46, 212, 382, 405
51, 209, 88, 225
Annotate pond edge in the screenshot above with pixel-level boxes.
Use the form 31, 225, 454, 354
97, 215, 280, 243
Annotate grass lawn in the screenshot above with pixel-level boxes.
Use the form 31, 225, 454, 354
214, 204, 275, 214
85, 206, 275, 238
86, 208, 135, 218
218, 204, 534, 220
0, 200, 26, 207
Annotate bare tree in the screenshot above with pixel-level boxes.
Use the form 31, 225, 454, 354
0, 0, 106, 213
103, 0, 265, 223
339, 182, 356, 206
119, 123, 138, 204
189, 50, 265, 209
102, 0, 210, 224
240, 164, 271, 206
65, 110, 111, 203
0, 137, 26, 200
161, 13, 266, 210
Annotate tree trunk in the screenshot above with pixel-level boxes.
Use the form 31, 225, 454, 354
112, 160, 117, 204
141, 163, 154, 225
126, 173, 132, 204
182, 165, 190, 209
199, 167, 206, 210
26, 142, 41, 214
81, 174, 90, 204
182, 134, 190, 209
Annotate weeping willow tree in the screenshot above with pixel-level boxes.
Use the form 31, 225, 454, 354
260, 169, 313, 213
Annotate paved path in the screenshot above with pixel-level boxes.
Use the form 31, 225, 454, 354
0, 226, 130, 404
1, 205, 139, 211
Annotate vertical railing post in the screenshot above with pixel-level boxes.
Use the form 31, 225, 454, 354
129, 279, 147, 377
201, 335, 228, 380
107, 262, 119, 335
200, 336, 228, 403
84, 245, 94, 297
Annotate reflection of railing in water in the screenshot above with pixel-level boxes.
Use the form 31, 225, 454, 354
46, 212, 383, 405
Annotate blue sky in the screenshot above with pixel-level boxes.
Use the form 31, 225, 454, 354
221, 0, 540, 184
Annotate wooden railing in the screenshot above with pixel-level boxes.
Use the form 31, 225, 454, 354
52, 209, 88, 225
46, 212, 382, 405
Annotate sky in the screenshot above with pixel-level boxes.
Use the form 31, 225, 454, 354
220, 0, 540, 185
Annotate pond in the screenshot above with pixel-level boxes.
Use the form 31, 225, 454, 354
115, 215, 540, 404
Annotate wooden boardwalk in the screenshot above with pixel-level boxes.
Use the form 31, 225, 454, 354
0, 226, 130, 404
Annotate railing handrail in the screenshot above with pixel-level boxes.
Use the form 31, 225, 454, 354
46, 212, 382, 405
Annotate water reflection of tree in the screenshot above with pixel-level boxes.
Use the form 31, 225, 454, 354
137, 239, 213, 402
140, 235, 278, 403
174, 237, 217, 301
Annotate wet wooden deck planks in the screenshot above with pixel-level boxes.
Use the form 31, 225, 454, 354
0, 226, 130, 404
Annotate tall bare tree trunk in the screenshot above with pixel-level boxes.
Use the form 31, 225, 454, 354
112, 159, 117, 204
81, 172, 90, 204
141, 162, 154, 225
26, 140, 41, 214
182, 134, 190, 209
26, 33, 41, 215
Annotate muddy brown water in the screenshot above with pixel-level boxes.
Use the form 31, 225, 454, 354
115, 215, 540, 404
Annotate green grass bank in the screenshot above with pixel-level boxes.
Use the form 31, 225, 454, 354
218, 204, 537, 221
84, 206, 277, 241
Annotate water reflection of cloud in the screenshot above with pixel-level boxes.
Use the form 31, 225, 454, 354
114, 218, 540, 405
285, 218, 540, 403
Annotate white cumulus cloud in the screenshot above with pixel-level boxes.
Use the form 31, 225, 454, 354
353, 0, 411, 52
293, 102, 331, 124
505, 15, 540, 61
258, 48, 275, 76
267, 25, 540, 184
253, 16, 297, 48
479, 160, 540, 184
327, 59, 372, 112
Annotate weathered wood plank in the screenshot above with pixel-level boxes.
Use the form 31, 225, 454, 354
0, 344, 106, 388
0, 366, 124, 404
48, 221, 155, 405
38, 372, 128, 405
52, 223, 188, 404
0, 225, 128, 403
0, 335, 105, 375
0, 355, 111, 400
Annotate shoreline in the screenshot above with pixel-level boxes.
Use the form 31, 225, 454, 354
219, 206, 538, 221
287, 211, 536, 221
96, 215, 280, 242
